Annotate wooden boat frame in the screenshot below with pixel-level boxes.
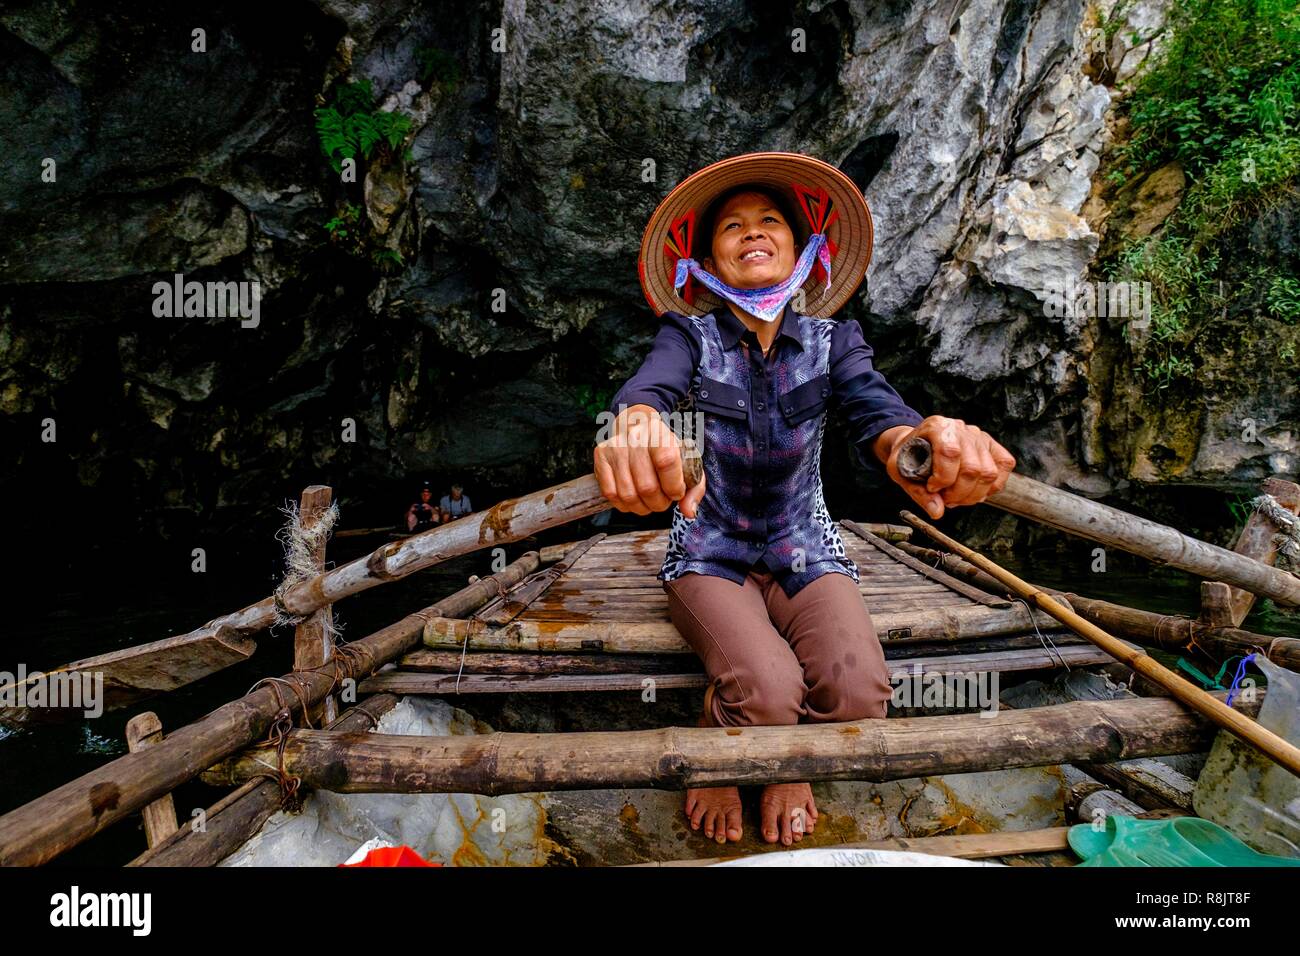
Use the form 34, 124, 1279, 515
0, 473, 1297, 868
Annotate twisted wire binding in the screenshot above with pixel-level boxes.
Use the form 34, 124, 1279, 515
243, 675, 318, 812
1012, 597, 1070, 671
454, 574, 515, 693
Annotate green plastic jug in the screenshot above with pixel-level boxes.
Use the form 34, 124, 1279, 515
1069, 814, 1300, 867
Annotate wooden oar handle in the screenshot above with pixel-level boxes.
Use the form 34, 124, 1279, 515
895, 435, 934, 483
681, 436, 704, 489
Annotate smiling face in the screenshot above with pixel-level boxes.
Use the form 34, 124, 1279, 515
702, 190, 799, 289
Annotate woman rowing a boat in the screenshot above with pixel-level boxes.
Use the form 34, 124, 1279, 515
594, 152, 1016, 847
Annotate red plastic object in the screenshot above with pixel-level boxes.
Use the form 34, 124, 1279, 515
340, 845, 441, 867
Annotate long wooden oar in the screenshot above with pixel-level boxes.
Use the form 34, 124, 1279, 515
898, 508, 1300, 779
894, 436, 1300, 607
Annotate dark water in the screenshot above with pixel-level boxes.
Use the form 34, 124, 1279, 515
1, 508, 1296, 866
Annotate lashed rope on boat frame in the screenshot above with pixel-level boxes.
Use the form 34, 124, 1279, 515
272, 498, 341, 629
1251, 493, 1300, 574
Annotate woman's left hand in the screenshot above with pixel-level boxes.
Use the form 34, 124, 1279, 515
884, 416, 1016, 519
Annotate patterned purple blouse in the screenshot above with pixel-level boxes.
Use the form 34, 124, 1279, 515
607, 301, 924, 598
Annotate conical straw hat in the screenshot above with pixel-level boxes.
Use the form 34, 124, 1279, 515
638, 151, 874, 319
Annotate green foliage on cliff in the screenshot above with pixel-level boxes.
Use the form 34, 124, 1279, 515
1107, 0, 1300, 389
315, 80, 414, 270
314, 79, 414, 173
417, 47, 463, 91
1111, 0, 1299, 185
1268, 274, 1300, 322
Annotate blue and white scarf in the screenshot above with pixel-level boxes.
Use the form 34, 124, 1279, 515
672, 232, 831, 323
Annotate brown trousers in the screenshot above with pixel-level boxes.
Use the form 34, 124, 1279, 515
664, 568, 892, 728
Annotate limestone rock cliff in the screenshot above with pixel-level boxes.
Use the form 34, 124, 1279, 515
0, 0, 1292, 543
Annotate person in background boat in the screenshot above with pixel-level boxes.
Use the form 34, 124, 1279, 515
441, 484, 473, 520
406, 484, 441, 532
594, 153, 1016, 849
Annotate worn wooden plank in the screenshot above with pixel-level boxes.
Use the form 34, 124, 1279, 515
125, 713, 178, 849
1075, 758, 1196, 811
1199, 582, 1236, 629
547, 570, 944, 589
475, 534, 607, 625
399, 634, 1092, 675
0, 628, 258, 726
537, 593, 967, 611
362, 644, 1111, 695
540, 586, 960, 603
399, 649, 695, 674
359, 672, 708, 694
518, 600, 976, 624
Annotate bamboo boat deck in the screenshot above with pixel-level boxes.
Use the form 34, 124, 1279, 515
2, 470, 1296, 868
522, 525, 990, 621
362, 520, 1117, 698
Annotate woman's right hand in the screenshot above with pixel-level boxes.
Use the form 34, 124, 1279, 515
595, 404, 706, 517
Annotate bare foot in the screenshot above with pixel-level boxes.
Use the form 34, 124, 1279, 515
684, 786, 744, 844
760, 782, 818, 845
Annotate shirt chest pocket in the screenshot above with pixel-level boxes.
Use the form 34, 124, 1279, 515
694, 376, 750, 421
780, 373, 832, 427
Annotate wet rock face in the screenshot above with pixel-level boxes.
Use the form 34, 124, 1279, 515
0, 0, 1278, 542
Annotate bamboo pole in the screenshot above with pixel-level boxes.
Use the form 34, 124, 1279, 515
995, 698, 1189, 819
898, 509, 1300, 779
893, 541, 1300, 672
894, 540, 1015, 596
1060, 592, 1300, 671
201, 693, 1261, 796
0, 553, 542, 867
894, 437, 1300, 606
273, 475, 610, 617
422, 602, 1068, 654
